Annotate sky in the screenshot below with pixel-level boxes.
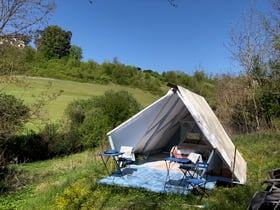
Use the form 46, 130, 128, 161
49, 0, 272, 75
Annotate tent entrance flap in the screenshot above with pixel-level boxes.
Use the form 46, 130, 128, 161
135, 93, 187, 154
140, 103, 188, 154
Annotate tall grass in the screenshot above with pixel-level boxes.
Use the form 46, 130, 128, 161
0, 132, 279, 209
233, 132, 280, 184
0, 151, 104, 209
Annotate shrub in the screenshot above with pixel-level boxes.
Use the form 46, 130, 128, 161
0, 93, 30, 142
40, 122, 67, 157
64, 90, 141, 149
55, 178, 91, 210
0, 93, 30, 166
5, 131, 47, 163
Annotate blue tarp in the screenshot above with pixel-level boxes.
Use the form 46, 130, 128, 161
98, 162, 216, 195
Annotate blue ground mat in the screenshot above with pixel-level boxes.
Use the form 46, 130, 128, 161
98, 162, 216, 195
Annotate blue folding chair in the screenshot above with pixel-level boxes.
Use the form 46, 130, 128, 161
118, 146, 135, 168
179, 152, 203, 181
184, 162, 209, 200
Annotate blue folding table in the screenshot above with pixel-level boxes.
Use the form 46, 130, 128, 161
99, 150, 124, 176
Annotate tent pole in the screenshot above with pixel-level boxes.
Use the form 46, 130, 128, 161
231, 146, 237, 185
108, 135, 115, 150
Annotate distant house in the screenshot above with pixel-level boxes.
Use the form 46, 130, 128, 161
0, 35, 26, 48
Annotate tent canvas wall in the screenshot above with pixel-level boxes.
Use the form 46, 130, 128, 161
107, 85, 247, 184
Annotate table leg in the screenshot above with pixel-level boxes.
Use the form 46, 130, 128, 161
100, 155, 110, 175
164, 160, 172, 190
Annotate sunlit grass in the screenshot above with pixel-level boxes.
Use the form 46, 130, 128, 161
0, 150, 104, 210
1, 76, 160, 122
1, 77, 279, 209
0, 132, 279, 209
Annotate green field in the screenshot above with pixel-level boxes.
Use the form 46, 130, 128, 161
1, 77, 279, 209
1, 76, 161, 122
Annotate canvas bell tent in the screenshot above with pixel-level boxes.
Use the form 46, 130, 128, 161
107, 84, 247, 184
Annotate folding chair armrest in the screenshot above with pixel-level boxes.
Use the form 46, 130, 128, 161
196, 162, 209, 169
179, 163, 195, 170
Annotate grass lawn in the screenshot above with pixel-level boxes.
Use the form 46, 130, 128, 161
1, 76, 161, 123
1, 76, 279, 209
0, 132, 279, 209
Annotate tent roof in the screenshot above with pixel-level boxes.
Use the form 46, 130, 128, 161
107, 85, 247, 184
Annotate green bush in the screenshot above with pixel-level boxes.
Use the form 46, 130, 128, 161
0, 93, 30, 166
5, 131, 47, 163
55, 178, 91, 210
0, 93, 30, 142
64, 90, 141, 149
40, 122, 67, 157
3, 122, 82, 164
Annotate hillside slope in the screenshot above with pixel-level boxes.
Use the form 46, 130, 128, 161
1, 76, 162, 122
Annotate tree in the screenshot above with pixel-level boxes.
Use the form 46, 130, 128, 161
223, 1, 280, 133
0, 45, 35, 75
0, 0, 54, 167
36, 25, 72, 59
259, 0, 280, 128
0, 0, 54, 77
229, 6, 265, 131
69, 45, 83, 61
0, 0, 55, 36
